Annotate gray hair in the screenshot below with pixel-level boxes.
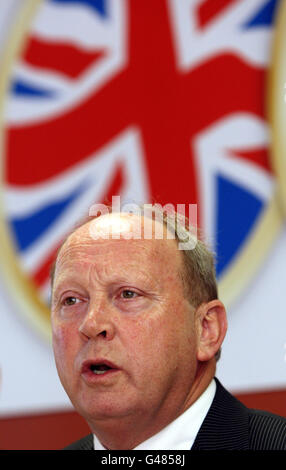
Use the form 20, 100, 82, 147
150, 205, 218, 308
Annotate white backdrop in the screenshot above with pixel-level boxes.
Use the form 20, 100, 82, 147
0, 0, 286, 417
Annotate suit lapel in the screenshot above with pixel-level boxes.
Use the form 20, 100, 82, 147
191, 378, 249, 450
64, 434, 94, 450
78, 434, 94, 450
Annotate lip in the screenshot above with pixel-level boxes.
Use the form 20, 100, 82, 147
81, 358, 121, 383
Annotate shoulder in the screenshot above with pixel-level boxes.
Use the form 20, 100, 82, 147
193, 378, 286, 450
247, 408, 286, 450
63, 434, 94, 450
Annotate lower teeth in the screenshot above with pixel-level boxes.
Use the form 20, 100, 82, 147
93, 370, 107, 375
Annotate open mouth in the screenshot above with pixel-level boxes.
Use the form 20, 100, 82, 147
81, 360, 119, 380
90, 364, 112, 375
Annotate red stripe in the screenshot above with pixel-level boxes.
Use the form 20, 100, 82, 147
23, 36, 106, 79
197, 0, 239, 29
100, 163, 125, 205
229, 148, 272, 173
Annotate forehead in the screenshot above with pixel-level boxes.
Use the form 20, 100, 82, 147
54, 214, 183, 280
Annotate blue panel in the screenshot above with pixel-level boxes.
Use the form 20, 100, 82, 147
10, 183, 86, 252
11, 80, 55, 98
49, 0, 108, 17
242, 0, 279, 28
215, 175, 264, 278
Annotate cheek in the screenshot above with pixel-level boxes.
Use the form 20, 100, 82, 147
52, 323, 78, 370
149, 300, 195, 363
123, 310, 180, 368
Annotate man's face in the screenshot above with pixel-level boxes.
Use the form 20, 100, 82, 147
51, 215, 199, 427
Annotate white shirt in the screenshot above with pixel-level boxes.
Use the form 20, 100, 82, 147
93, 379, 216, 450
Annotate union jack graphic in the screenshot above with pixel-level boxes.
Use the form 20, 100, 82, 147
1, 0, 280, 325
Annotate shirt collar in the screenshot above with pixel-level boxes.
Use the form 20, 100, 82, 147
93, 379, 216, 450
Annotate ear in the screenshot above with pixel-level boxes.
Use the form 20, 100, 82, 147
195, 300, 227, 362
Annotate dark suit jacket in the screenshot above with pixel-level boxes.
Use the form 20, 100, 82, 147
64, 378, 286, 450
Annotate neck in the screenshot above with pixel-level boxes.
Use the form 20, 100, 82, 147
86, 360, 216, 450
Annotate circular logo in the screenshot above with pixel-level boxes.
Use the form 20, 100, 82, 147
0, 0, 283, 341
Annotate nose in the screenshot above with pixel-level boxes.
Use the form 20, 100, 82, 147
79, 300, 116, 341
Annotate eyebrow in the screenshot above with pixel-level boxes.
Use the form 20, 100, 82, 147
52, 268, 160, 297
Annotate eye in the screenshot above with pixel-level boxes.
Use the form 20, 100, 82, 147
62, 296, 80, 306
120, 289, 139, 299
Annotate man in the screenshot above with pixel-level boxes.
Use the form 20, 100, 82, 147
51, 207, 286, 450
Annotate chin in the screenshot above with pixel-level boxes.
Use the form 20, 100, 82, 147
76, 395, 140, 422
